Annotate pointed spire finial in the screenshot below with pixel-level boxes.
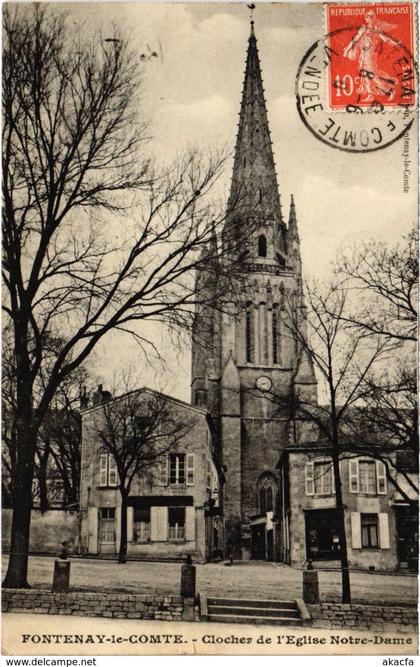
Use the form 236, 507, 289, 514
248, 3, 255, 35
289, 194, 296, 225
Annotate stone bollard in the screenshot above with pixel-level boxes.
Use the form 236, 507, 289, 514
180, 554, 196, 598
52, 542, 71, 593
181, 555, 196, 621
303, 561, 320, 605
53, 559, 70, 593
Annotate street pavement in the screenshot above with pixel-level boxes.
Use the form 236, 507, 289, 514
1, 555, 416, 607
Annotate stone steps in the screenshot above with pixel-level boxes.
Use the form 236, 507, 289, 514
203, 596, 308, 626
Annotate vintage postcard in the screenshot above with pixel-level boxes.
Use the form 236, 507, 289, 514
2, 0, 418, 659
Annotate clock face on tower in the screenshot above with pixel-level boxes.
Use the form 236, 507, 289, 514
255, 375, 272, 392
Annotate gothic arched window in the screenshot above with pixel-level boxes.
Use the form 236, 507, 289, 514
245, 302, 254, 363
258, 235, 267, 258
258, 475, 277, 513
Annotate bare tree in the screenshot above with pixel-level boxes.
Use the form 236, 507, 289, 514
335, 227, 417, 491
37, 367, 90, 511
91, 376, 197, 563
2, 327, 89, 512
336, 226, 418, 343
269, 282, 394, 603
2, 6, 240, 588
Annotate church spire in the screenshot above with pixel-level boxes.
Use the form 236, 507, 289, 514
227, 20, 282, 223
288, 194, 302, 276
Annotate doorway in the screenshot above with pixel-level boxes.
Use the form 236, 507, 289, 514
305, 509, 340, 560
251, 523, 266, 559
99, 507, 116, 554
396, 504, 418, 571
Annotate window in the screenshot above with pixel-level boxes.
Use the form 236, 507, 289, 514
258, 475, 276, 513
305, 459, 335, 496
349, 459, 387, 495
169, 453, 185, 484
48, 478, 65, 505
99, 453, 118, 487
258, 235, 267, 257
245, 302, 254, 363
135, 415, 152, 431
359, 461, 376, 494
314, 461, 334, 495
361, 513, 379, 548
168, 507, 185, 540
100, 507, 115, 543
133, 507, 150, 543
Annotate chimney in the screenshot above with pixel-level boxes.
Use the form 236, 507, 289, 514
92, 384, 112, 406
92, 384, 103, 407
80, 386, 88, 409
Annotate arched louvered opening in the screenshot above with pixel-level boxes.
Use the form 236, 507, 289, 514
245, 302, 254, 363
272, 303, 279, 365
258, 234, 267, 257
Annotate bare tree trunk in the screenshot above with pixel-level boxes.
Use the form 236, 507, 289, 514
331, 419, 351, 604
37, 445, 50, 514
3, 353, 36, 588
118, 495, 128, 564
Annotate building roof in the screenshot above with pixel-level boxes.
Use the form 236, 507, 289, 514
80, 386, 209, 417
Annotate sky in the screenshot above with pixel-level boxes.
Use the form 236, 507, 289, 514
41, 2, 419, 401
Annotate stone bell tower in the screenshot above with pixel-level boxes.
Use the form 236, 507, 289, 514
191, 20, 317, 560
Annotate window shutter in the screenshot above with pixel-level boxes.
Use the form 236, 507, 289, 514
150, 507, 159, 541
159, 457, 168, 486
115, 505, 121, 552
351, 512, 362, 548
349, 459, 359, 493
186, 454, 195, 486
88, 507, 99, 554
185, 506, 196, 541
379, 513, 390, 548
305, 462, 314, 495
108, 455, 118, 486
127, 507, 134, 543
99, 454, 108, 487
376, 461, 387, 494
151, 506, 168, 541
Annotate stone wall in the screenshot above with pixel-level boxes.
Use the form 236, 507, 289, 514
310, 603, 418, 634
2, 590, 198, 621
2, 510, 79, 554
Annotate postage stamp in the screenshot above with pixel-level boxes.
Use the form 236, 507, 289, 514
326, 3, 416, 110
295, 2, 417, 152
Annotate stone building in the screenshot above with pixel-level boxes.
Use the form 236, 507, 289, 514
280, 447, 399, 570
190, 22, 417, 571
191, 21, 316, 561
79, 387, 222, 562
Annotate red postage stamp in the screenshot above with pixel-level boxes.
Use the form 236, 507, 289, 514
327, 3, 416, 109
